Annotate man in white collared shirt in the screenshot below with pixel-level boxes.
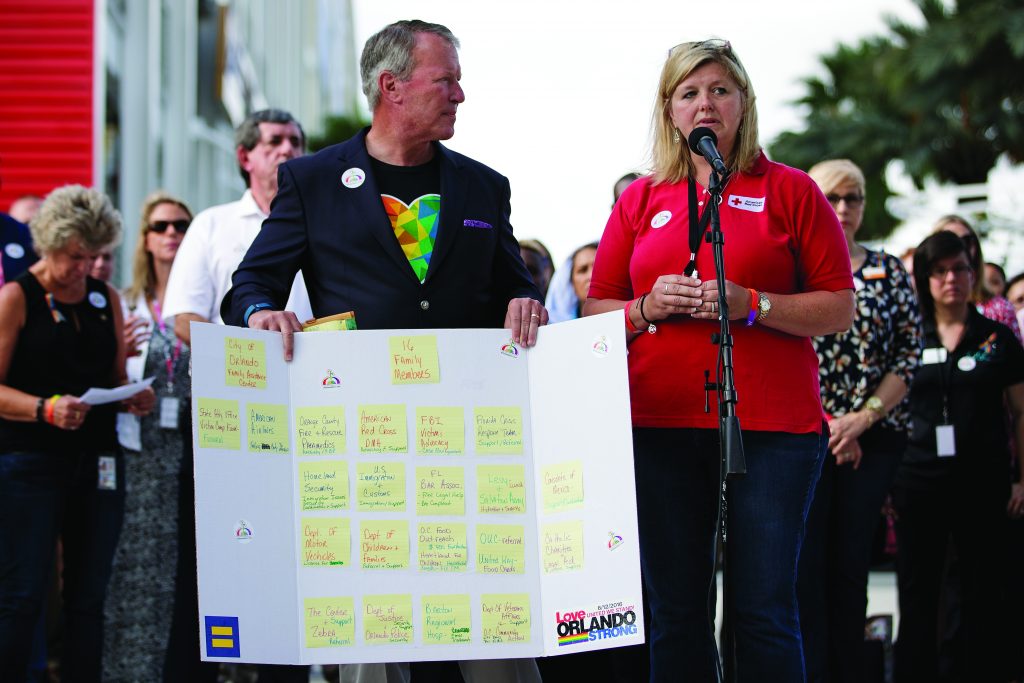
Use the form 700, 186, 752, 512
163, 109, 313, 344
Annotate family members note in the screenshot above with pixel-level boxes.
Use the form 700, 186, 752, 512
390, 335, 440, 385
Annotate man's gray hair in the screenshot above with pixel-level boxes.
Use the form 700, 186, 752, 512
360, 20, 459, 111
233, 109, 304, 186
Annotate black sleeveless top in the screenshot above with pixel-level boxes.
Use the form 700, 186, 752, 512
0, 272, 118, 453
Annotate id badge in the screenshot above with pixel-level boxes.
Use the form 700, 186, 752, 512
936, 425, 956, 457
159, 396, 180, 429
98, 455, 117, 490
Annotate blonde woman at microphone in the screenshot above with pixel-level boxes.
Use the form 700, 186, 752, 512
584, 39, 854, 682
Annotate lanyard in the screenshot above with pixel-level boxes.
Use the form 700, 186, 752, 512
683, 179, 717, 277
151, 299, 182, 391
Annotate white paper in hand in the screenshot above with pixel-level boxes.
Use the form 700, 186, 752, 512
80, 377, 155, 405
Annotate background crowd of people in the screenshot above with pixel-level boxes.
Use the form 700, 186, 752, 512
2, 19, 1023, 683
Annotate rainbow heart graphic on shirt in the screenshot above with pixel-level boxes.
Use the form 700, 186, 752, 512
382, 194, 441, 281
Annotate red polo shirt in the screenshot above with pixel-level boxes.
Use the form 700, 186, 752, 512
589, 152, 853, 433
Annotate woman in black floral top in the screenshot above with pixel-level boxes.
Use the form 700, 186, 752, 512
797, 159, 923, 683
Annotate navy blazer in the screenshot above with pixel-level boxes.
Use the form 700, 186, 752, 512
1, 214, 38, 281
222, 129, 540, 330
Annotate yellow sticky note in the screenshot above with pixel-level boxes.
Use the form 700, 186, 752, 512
247, 403, 290, 454
225, 337, 267, 389
423, 594, 472, 645
304, 597, 355, 647
476, 524, 525, 574
363, 594, 414, 645
295, 406, 346, 455
197, 398, 241, 450
301, 518, 350, 567
541, 461, 584, 513
481, 594, 531, 644
389, 335, 440, 384
356, 462, 406, 511
416, 466, 465, 515
474, 407, 523, 454
360, 520, 409, 569
541, 520, 585, 574
358, 405, 407, 453
418, 522, 468, 572
415, 407, 465, 454
477, 465, 527, 514
299, 461, 348, 511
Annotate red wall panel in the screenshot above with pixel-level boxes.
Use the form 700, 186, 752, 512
0, 0, 94, 213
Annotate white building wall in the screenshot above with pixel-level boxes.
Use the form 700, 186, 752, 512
103, 0, 355, 287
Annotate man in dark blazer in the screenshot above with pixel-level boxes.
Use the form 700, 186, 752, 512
221, 19, 547, 363
221, 19, 546, 683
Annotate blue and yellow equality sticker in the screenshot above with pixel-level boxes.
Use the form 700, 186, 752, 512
205, 615, 240, 657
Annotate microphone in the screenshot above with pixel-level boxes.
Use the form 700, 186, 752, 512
687, 127, 729, 176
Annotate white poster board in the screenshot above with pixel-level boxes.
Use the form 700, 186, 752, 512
191, 312, 644, 664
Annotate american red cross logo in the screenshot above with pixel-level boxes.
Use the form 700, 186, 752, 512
731, 197, 742, 206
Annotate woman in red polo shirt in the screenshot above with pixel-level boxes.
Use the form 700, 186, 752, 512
584, 39, 854, 682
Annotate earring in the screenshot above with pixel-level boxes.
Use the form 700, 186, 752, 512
672, 129, 680, 144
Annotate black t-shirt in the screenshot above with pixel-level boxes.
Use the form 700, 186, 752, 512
371, 156, 441, 283
897, 307, 1024, 490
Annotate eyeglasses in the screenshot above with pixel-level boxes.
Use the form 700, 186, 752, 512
826, 193, 865, 208
147, 219, 190, 234
929, 264, 972, 279
668, 38, 732, 57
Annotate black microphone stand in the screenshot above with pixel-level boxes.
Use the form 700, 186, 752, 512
701, 165, 747, 683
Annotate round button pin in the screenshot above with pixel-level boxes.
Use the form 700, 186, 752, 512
88, 291, 107, 309
650, 210, 671, 229
4, 243, 25, 259
341, 167, 365, 189
957, 356, 976, 372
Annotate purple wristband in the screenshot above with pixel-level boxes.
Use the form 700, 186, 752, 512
745, 307, 757, 326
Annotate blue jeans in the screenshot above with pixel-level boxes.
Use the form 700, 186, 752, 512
633, 426, 826, 683
797, 426, 904, 683
0, 450, 124, 682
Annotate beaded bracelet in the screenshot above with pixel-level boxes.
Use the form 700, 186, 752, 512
36, 397, 46, 423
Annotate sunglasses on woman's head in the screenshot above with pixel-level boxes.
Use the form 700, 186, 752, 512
147, 219, 190, 234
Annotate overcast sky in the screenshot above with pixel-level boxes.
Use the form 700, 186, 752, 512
351, 0, 924, 268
